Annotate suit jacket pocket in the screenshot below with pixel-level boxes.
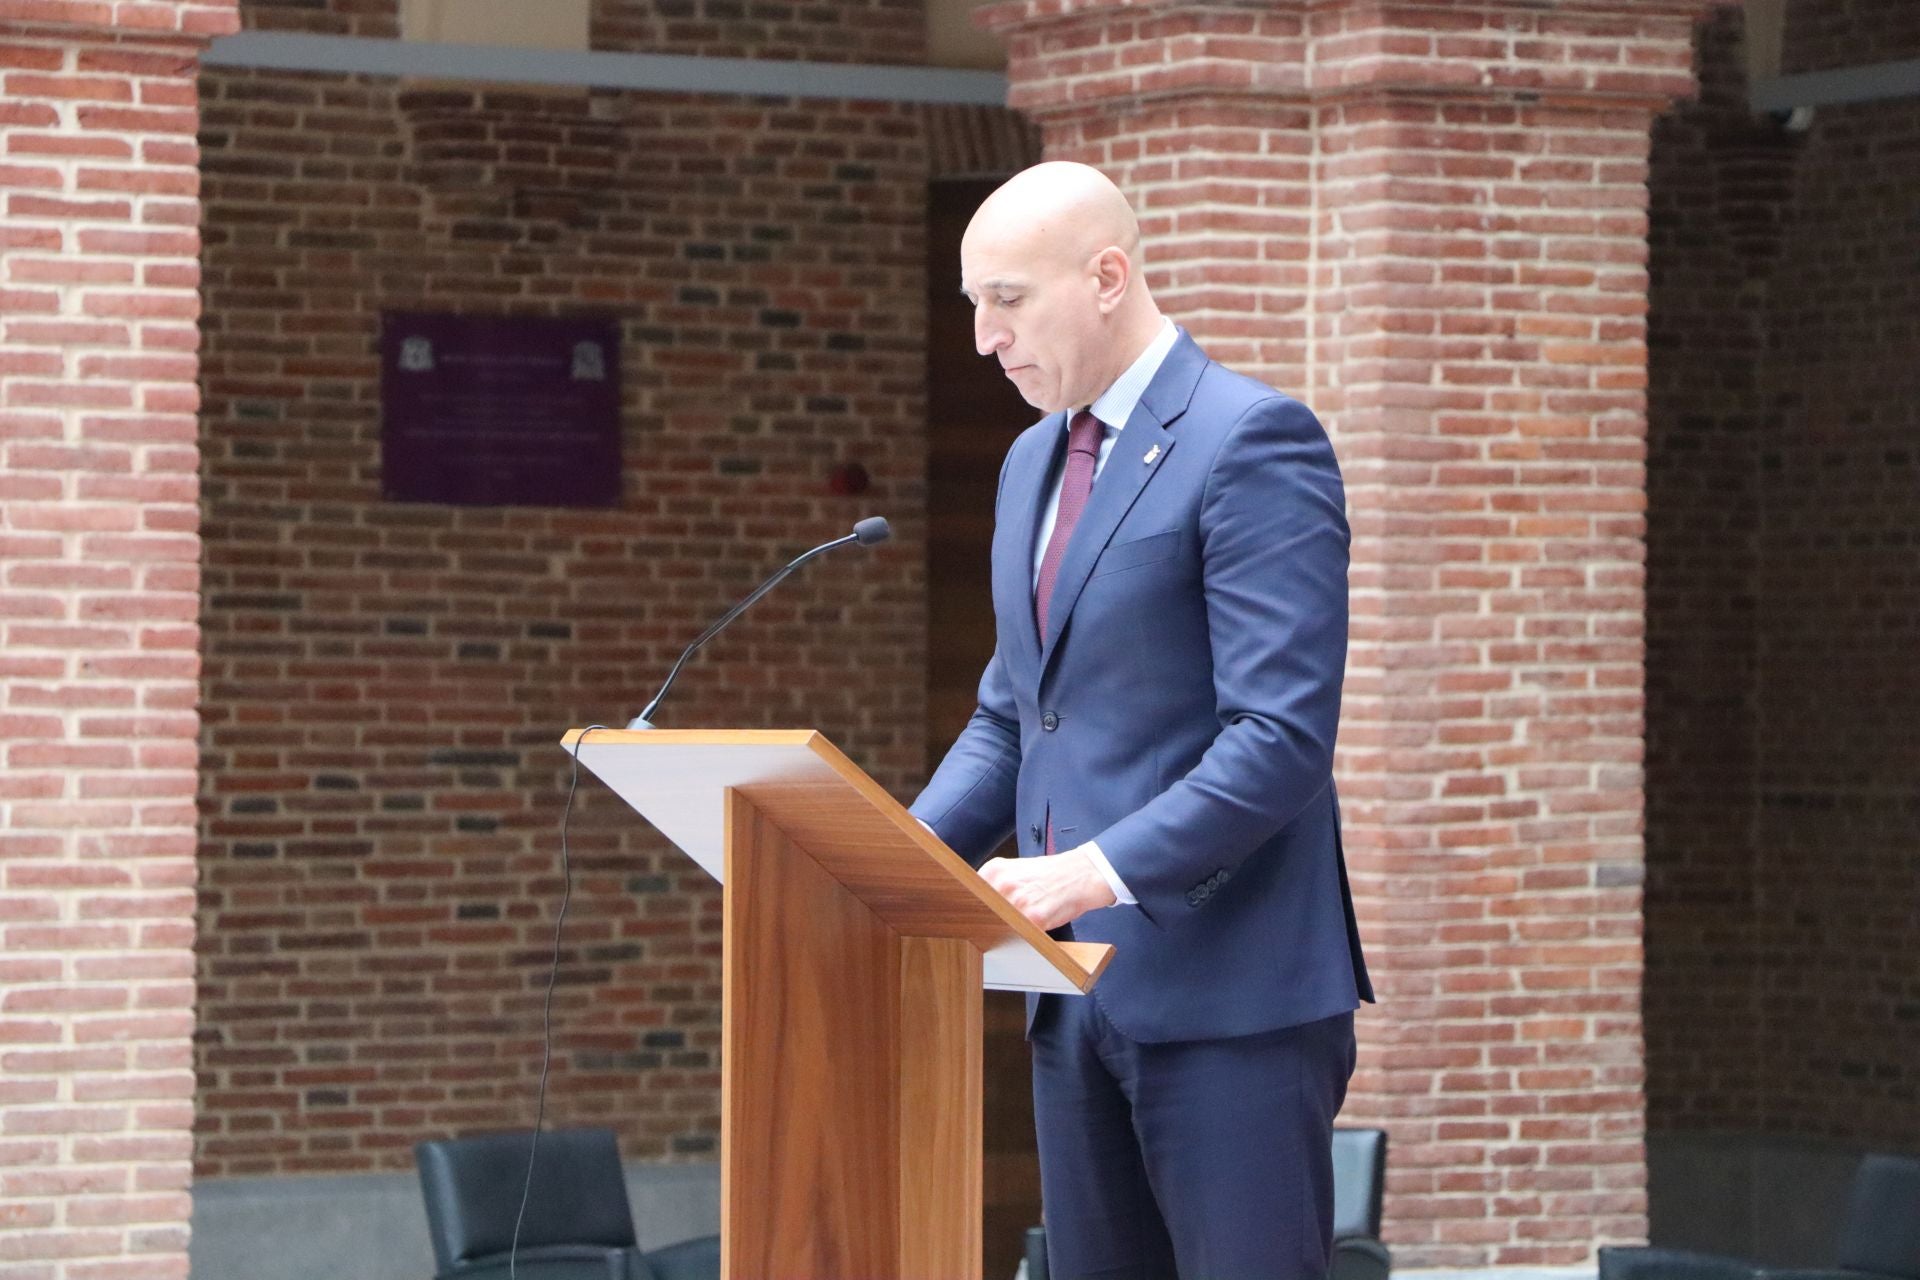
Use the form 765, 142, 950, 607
1089, 529, 1180, 580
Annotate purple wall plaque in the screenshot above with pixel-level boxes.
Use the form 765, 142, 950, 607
380, 312, 622, 508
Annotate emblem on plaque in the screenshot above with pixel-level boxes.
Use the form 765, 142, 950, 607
399, 336, 434, 372
571, 341, 606, 381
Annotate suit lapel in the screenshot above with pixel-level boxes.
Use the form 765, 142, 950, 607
1036, 332, 1209, 675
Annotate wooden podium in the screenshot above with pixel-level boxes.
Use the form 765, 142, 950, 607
560, 728, 1112, 1280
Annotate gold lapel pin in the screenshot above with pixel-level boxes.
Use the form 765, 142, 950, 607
1143, 444, 1161, 465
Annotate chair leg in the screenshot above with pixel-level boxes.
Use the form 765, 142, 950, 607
1025, 1225, 1050, 1280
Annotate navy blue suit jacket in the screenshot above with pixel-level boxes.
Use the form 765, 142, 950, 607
910, 331, 1373, 1043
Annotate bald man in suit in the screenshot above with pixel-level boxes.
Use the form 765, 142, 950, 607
911, 163, 1374, 1279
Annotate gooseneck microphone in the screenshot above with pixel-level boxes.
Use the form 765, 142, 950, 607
626, 516, 892, 729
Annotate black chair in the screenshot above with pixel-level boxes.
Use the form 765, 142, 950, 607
1331, 1127, 1391, 1280
1022, 1125, 1392, 1279
1599, 1153, 1920, 1280
1599, 1248, 1759, 1280
1827, 1154, 1920, 1280
415, 1128, 720, 1280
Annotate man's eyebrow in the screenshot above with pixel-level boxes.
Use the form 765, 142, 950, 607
963, 278, 1026, 297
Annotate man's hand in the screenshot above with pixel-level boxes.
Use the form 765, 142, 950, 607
979, 850, 1118, 932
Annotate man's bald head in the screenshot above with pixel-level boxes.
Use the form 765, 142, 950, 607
959, 162, 1164, 414
968, 161, 1142, 273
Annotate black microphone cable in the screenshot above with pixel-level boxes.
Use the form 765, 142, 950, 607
508, 722, 603, 1280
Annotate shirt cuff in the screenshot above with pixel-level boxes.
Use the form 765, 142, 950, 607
1073, 839, 1137, 906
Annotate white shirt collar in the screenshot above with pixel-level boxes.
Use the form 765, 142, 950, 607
1081, 318, 1179, 434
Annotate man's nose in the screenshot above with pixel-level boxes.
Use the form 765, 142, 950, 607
975, 307, 1009, 357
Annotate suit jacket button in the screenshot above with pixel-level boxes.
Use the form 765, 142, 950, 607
1041, 711, 1059, 731
1030, 824, 1043, 845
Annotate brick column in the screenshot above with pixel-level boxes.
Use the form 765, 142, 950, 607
984, 0, 1715, 1266
1, 1, 236, 1277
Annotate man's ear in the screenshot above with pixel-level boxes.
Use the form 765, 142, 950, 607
1091, 245, 1131, 313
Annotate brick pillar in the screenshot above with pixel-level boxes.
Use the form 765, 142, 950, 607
0, 1, 236, 1276
984, 0, 1715, 1266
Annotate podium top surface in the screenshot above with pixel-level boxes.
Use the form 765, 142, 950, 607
560, 728, 1111, 995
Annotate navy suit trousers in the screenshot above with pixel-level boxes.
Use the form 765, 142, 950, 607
1031, 996, 1357, 1280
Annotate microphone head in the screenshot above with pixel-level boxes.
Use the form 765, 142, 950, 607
853, 516, 891, 546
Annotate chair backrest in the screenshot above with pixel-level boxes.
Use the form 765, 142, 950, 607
1835, 1153, 1920, 1278
1331, 1126, 1387, 1241
415, 1127, 638, 1270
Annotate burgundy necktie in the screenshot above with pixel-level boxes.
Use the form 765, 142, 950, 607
1035, 409, 1104, 638
1035, 411, 1103, 863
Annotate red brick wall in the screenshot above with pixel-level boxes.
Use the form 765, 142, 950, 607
191, 66, 930, 1174
237, 0, 394, 37
592, 0, 923, 62
1, 3, 236, 1276
1779, 0, 1920, 69
1316, 92, 1662, 1266
239, 0, 923, 61
1643, 1, 1920, 1150
1643, 4, 1773, 1137
1752, 5, 1920, 1145
986, 0, 1716, 1265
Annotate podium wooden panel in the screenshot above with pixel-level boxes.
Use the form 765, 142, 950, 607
561, 728, 1111, 1280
